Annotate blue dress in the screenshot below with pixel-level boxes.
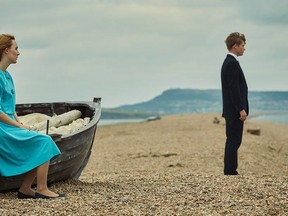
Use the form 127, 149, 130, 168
0, 70, 61, 177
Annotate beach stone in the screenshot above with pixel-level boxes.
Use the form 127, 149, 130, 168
1, 113, 288, 215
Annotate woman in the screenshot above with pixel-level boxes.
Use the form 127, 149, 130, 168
0, 34, 64, 199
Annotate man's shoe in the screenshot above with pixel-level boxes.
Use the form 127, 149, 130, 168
224, 171, 239, 175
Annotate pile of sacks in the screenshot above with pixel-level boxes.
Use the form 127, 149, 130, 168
19, 110, 90, 135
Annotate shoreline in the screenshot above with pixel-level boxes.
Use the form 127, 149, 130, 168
99, 111, 288, 127
248, 111, 288, 125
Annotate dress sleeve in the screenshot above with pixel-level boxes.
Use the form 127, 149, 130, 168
0, 76, 4, 114
0, 72, 16, 115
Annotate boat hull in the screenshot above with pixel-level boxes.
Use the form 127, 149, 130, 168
0, 98, 101, 192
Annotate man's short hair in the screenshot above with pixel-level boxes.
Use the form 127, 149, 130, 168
225, 32, 246, 50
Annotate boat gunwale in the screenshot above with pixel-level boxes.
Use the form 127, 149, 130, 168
16, 98, 101, 139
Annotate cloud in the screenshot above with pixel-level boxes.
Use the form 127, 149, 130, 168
234, 0, 288, 25
1, 0, 288, 107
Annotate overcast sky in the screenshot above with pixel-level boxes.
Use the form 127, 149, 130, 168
1, 0, 287, 107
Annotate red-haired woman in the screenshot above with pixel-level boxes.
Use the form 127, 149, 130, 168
0, 34, 64, 199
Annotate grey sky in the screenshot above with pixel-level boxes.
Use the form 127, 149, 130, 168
1, 0, 287, 107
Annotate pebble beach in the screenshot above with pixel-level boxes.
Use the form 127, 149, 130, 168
1, 113, 288, 215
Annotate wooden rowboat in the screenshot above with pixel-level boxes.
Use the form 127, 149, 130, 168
0, 97, 101, 192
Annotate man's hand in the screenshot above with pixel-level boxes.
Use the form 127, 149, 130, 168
239, 110, 247, 121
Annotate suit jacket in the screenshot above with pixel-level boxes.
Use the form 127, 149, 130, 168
221, 54, 249, 118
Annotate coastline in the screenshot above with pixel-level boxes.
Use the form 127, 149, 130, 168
98, 118, 145, 126
99, 111, 288, 127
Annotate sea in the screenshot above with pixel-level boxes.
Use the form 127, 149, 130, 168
98, 118, 145, 126
249, 112, 288, 125
99, 112, 288, 126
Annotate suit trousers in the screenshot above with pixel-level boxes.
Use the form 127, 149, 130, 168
224, 116, 244, 174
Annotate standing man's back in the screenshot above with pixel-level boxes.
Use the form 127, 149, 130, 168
221, 32, 249, 175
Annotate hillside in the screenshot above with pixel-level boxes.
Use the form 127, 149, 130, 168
114, 88, 288, 115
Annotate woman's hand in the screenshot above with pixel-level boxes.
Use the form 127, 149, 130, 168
20, 124, 33, 130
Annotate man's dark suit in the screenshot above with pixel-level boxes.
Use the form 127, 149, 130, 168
221, 54, 249, 175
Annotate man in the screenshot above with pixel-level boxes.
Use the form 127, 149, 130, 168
221, 32, 249, 175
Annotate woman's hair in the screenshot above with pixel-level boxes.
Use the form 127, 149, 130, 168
225, 32, 246, 50
0, 34, 15, 61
